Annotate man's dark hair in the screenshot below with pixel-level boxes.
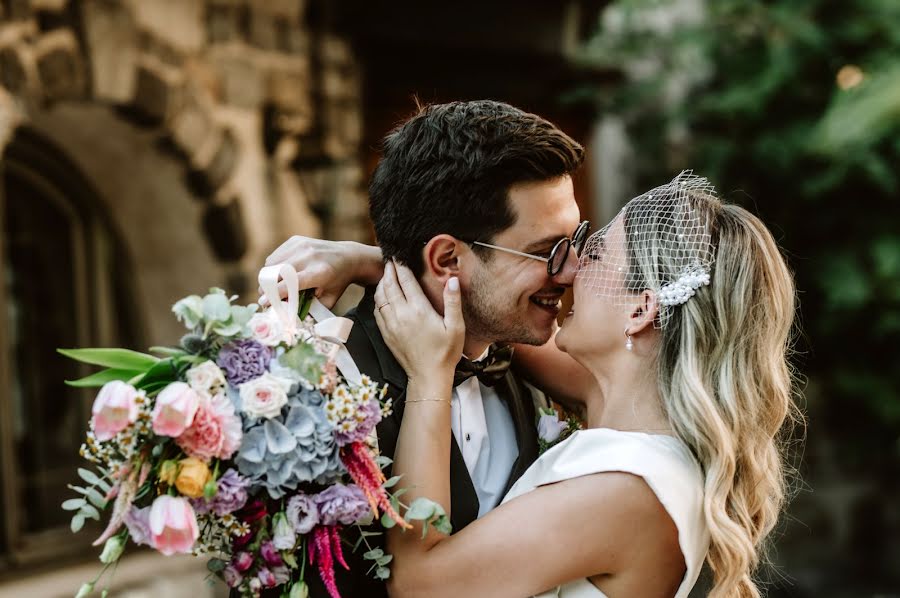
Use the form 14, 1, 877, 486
368, 100, 584, 275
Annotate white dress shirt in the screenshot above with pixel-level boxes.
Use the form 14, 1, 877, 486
450, 348, 519, 517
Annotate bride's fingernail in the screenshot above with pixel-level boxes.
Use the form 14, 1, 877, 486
448, 277, 459, 292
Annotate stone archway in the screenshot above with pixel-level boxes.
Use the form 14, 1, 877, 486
0, 0, 369, 305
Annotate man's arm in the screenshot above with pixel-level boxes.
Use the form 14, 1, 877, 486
512, 326, 597, 412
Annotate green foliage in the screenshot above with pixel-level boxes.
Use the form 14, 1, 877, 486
404, 497, 453, 538
172, 288, 258, 338
63, 467, 112, 533
577, 0, 900, 464
58, 348, 159, 371
278, 343, 327, 385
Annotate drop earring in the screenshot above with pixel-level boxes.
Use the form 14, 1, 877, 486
624, 328, 633, 351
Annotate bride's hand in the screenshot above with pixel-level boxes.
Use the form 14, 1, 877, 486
259, 237, 384, 309
374, 261, 465, 385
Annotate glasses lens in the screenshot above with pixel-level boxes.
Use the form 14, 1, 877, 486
549, 239, 571, 275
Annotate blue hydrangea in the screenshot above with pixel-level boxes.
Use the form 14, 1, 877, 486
235, 391, 343, 498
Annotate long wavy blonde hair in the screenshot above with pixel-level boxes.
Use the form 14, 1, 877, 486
625, 192, 801, 597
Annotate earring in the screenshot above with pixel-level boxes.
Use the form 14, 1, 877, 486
624, 328, 633, 351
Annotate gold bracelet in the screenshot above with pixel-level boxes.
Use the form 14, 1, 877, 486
405, 398, 451, 404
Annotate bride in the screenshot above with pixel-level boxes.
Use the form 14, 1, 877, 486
267, 174, 799, 597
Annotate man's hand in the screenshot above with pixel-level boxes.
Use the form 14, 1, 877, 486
259, 237, 384, 309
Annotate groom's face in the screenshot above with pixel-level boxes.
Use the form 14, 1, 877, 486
464, 176, 581, 346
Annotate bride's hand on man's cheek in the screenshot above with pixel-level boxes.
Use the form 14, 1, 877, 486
373, 261, 465, 381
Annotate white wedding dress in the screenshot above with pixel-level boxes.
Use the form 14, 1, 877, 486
500, 428, 709, 598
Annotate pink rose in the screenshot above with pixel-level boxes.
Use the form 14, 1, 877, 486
232, 551, 254, 572
148, 495, 199, 555
91, 381, 140, 441
152, 382, 201, 437
176, 393, 243, 460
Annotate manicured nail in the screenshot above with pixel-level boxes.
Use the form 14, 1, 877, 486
448, 277, 459, 292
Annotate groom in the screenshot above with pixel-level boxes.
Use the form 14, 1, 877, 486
272, 100, 583, 597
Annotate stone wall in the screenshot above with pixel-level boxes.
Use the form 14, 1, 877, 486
0, 0, 369, 304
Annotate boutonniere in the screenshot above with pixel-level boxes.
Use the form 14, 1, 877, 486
537, 407, 582, 454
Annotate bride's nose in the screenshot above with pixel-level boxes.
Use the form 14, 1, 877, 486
551, 246, 578, 286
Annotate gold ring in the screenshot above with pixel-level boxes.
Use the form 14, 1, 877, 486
376, 302, 390, 311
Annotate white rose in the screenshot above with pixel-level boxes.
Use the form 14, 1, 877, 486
537, 412, 568, 444
239, 372, 292, 419
186, 360, 226, 393
248, 312, 286, 346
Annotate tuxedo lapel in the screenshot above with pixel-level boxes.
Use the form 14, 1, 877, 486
448, 427, 480, 529
495, 370, 540, 497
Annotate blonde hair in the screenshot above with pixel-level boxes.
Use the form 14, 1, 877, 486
625, 194, 801, 597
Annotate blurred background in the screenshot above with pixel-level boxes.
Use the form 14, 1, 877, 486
0, 0, 897, 596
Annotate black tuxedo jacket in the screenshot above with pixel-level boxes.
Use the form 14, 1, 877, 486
250, 289, 540, 598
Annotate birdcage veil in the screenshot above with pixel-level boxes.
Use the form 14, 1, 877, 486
577, 171, 717, 328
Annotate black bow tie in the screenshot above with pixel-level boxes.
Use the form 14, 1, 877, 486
453, 344, 514, 387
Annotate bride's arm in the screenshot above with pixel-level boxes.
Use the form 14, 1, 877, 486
263, 236, 594, 404
374, 264, 677, 598
512, 327, 597, 411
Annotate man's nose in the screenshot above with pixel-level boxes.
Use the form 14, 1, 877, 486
551, 246, 578, 287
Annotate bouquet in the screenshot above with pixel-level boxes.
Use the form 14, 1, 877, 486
60, 265, 450, 598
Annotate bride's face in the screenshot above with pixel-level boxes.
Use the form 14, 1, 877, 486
556, 215, 632, 360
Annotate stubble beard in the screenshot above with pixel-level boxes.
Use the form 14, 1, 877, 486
463, 264, 550, 347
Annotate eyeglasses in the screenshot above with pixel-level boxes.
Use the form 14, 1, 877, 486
470, 220, 590, 276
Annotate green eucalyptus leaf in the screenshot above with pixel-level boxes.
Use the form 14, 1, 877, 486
383, 475, 402, 489
81, 503, 101, 520
363, 548, 384, 560
231, 304, 258, 327
70, 513, 86, 533
202, 292, 231, 322
62, 498, 86, 511
279, 343, 327, 383
380, 513, 396, 528
404, 497, 437, 521
77, 468, 102, 486
207, 558, 227, 573
212, 321, 243, 337
173, 295, 204, 328
432, 516, 453, 536
375, 566, 390, 580
86, 488, 108, 509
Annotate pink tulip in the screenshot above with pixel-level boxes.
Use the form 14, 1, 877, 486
151, 382, 200, 437
148, 495, 199, 555
91, 381, 140, 441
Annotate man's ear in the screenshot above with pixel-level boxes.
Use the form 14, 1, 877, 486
627, 290, 660, 335
422, 234, 465, 283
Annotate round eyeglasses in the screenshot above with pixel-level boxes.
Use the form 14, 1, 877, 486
471, 220, 590, 276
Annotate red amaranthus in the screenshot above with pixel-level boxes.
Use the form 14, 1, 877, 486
308, 525, 349, 598
340, 441, 410, 529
